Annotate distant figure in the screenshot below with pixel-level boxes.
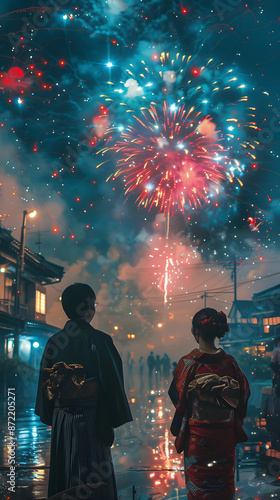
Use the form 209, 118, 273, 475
35, 283, 132, 499
127, 351, 131, 370
172, 361, 177, 376
147, 351, 155, 389
139, 356, 144, 376
129, 356, 135, 388
147, 351, 155, 378
139, 356, 145, 393
169, 308, 250, 500
162, 353, 171, 381
155, 354, 162, 388
271, 333, 280, 396
155, 355, 162, 376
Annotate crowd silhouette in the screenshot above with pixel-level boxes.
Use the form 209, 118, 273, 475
125, 351, 176, 390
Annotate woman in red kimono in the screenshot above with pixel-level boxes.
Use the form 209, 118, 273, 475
168, 308, 250, 500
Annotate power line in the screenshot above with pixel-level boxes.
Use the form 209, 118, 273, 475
134, 259, 280, 273
146, 270, 280, 302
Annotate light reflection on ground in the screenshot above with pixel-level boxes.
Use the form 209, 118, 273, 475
0, 368, 280, 499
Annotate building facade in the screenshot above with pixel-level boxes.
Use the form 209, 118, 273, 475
222, 285, 280, 357
0, 224, 64, 368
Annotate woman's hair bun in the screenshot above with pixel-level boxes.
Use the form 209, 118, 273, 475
192, 308, 230, 339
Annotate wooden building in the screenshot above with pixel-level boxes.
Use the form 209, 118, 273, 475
0, 224, 64, 367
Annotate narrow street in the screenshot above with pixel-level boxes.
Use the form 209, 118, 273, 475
1, 369, 280, 499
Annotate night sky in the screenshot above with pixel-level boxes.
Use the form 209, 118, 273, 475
1, 0, 280, 353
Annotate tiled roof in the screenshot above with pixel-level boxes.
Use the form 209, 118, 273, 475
228, 300, 262, 319
0, 224, 64, 284
253, 283, 280, 300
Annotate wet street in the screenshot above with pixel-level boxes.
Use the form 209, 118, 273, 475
1, 367, 280, 500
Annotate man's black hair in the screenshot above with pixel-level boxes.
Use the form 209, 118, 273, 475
61, 283, 96, 320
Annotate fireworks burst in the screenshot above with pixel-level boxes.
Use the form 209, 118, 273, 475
98, 51, 260, 217
98, 101, 242, 215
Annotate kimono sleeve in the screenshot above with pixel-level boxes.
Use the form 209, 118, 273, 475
168, 357, 195, 412
103, 336, 133, 428
168, 357, 197, 439
34, 339, 55, 426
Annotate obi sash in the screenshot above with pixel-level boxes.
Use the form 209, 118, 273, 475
42, 361, 99, 402
187, 373, 240, 423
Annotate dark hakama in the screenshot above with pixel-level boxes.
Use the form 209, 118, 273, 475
35, 319, 132, 499
48, 401, 118, 499
169, 348, 250, 500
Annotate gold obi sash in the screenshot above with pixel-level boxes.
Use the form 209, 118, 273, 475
42, 361, 99, 402
187, 373, 240, 423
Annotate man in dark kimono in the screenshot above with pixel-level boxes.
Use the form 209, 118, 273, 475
35, 283, 132, 499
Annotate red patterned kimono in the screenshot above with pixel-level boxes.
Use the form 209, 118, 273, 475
169, 349, 250, 500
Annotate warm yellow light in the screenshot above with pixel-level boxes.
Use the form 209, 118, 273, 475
157, 323, 163, 328
114, 326, 119, 330
28, 210, 37, 218
131, 334, 135, 339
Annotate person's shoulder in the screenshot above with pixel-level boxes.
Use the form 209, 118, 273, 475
91, 326, 114, 344
185, 349, 197, 359
44, 327, 63, 345
222, 351, 237, 363
222, 351, 243, 370
178, 350, 197, 364
45, 320, 84, 344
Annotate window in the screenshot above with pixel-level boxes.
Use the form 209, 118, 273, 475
242, 318, 247, 323
4, 277, 13, 300
36, 290, 46, 315
251, 318, 258, 324
266, 316, 280, 326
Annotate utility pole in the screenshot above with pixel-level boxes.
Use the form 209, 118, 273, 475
224, 257, 241, 324
36, 229, 42, 254
201, 291, 208, 308
14, 210, 37, 358
14, 210, 28, 358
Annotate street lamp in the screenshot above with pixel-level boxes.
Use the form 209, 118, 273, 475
13, 209, 37, 358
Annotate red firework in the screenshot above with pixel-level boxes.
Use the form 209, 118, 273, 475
101, 102, 228, 216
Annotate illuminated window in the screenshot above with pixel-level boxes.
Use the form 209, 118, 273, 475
36, 290, 46, 315
242, 318, 247, 323
251, 318, 258, 324
263, 318, 268, 325
264, 326, 269, 333
8, 339, 14, 350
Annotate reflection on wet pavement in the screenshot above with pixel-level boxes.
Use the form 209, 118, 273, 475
1, 368, 280, 499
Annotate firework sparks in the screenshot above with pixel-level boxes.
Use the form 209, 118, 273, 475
98, 101, 230, 215
148, 236, 191, 304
